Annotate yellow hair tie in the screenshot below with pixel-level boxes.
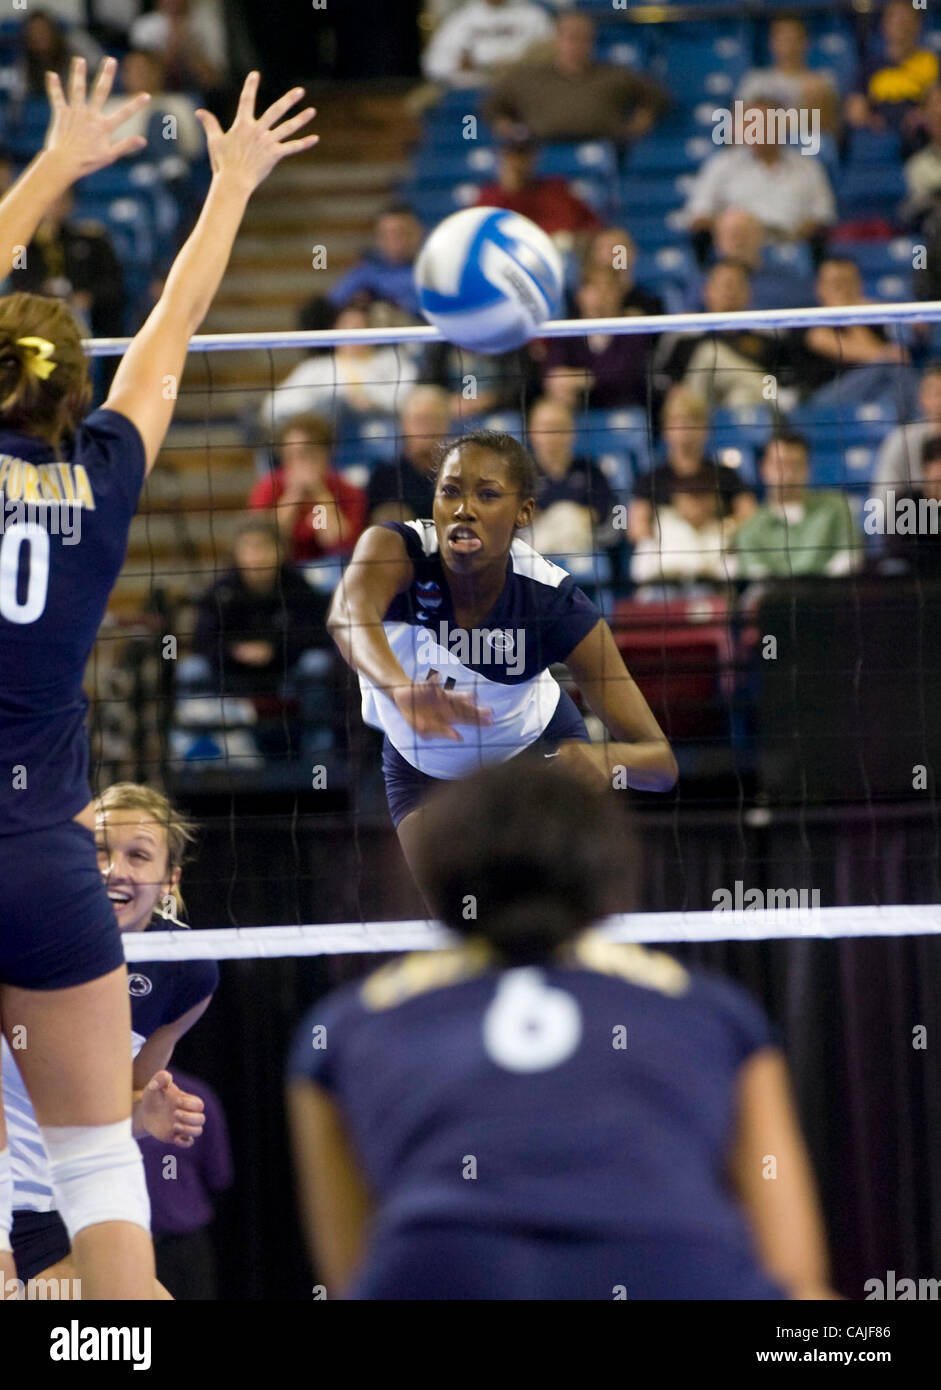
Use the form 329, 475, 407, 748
16, 336, 57, 381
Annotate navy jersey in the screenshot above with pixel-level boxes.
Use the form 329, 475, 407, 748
5, 921, 218, 1213
288, 933, 777, 1255
360, 520, 602, 777
0, 409, 146, 835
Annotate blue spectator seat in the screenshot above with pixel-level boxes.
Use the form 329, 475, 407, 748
623, 211, 688, 251
628, 134, 713, 175
837, 166, 906, 220
407, 185, 481, 225
410, 147, 497, 184
835, 238, 915, 275
846, 128, 903, 167
536, 141, 618, 180
652, 34, 750, 104
573, 407, 650, 480
621, 174, 689, 214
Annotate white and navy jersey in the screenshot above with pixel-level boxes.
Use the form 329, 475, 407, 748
0, 410, 146, 836
360, 520, 602, 778
3, 927, 218, 1214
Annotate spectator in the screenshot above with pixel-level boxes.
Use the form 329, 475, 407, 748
8, 187, 126, 337
130, 0, 227, 97
904, 83, 941, 228
13, 9, 100, 99
106, 49, 203, 164
630, 486, 731, 587
258, 304, 418, 436
880, 435, 941, 576
485, 10, 669, 146
684, 98, 836, 248
732, 430, 860, 580
526, 396, 615, 557
846, 0, 938, 145
582, 226, 663, 317
540, 266, 656, 411
872, 363, 941, 508
695, 207, 814, 311
421, 0, 552, 89
248, 413, 367, 564
421, 337, 536, 419
737, 15, 839, 133
475, 135, 602, 248
327, 205, 425, 318
139, 1067, 233, 1301
23, 1, 141, 44
791, 257, 917, 414
191, 517, 331, 697
655, 259, 780, 410
628, 385, 757, 544
367, 385, 451, 524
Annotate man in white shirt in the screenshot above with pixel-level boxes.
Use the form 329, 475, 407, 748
130, 0, 227, 92
422, 0, 552, 88
684, 98, 836, 244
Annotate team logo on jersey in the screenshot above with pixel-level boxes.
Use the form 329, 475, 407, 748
415, 580, 443, 610
486, 630, 515, 661
128, 973, 153, 997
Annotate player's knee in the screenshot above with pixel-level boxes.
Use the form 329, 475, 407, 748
39, 1120, 150, 1240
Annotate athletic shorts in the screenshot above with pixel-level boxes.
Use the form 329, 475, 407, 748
346, 1222, 789, 1300
0, 821, 125, 989
381, 688, 590, 828
11, 1209, 71, 1284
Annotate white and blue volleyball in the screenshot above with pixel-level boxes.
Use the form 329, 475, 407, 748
414, 206, 564, 354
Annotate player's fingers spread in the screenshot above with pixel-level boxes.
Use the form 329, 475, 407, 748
89, 55, 118, 112
105, 92, 151, 131
258, 86, 307, 131
105, 135, 148, 164
236, 70, 261, 120
46, 70, 65, 112
68, 55, 87, 105
271, 108, 316, 143
278, 134, 320, 159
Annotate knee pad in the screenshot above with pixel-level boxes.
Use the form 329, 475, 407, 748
0, 1145, 11, 1251
39, 1120, 150, 1241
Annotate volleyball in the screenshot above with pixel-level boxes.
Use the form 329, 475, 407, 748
414, 206, 565, 354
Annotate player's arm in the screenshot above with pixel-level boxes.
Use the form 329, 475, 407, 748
130, 995, 212, 1141
327, 525, 493, 739
0, 57, 149, 274
728, 1047, 837, 1299
560, 619, 678, 791
105, 72, 318, 475
285, 1079, 372, 1295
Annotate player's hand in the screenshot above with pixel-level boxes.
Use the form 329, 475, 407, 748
44, 56, 150, 179
393, 674, 493, 741
140, 1070, 205, 1147
196, 72, 318, 193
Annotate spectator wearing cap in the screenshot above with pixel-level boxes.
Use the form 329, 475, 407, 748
732, 431, 860, 580
248, 414, 367, 564
485, 10, 668, 146
684, 97, 835, 249
327, 206, 425, 318
475, 135, 602, 250
421, 0, 552, 89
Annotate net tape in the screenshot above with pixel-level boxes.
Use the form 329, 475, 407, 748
125, 906, 941, 961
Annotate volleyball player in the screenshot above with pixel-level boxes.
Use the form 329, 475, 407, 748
287, 759, 835, 1300
0, 56, 317, 1297
327, 430, 678, 879
3, 784, 217, 1299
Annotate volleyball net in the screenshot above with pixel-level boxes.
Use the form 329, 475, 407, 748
81, 299, 941, 954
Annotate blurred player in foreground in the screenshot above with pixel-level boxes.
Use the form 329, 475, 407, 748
2, 784, 217, 1300
287, 760, 834, 1300
0, 56, 316, 1297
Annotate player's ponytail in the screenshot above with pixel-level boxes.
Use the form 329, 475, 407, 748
415, 756, 634, 966
0, 293, 90, 447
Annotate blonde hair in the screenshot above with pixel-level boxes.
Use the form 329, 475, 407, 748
661, 383, 710, 427
95, 783, 197, 920
0, 293, 91, 446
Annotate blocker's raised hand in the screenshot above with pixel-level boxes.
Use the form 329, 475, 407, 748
45, 55, 151, 179
196, 71, 318, 193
